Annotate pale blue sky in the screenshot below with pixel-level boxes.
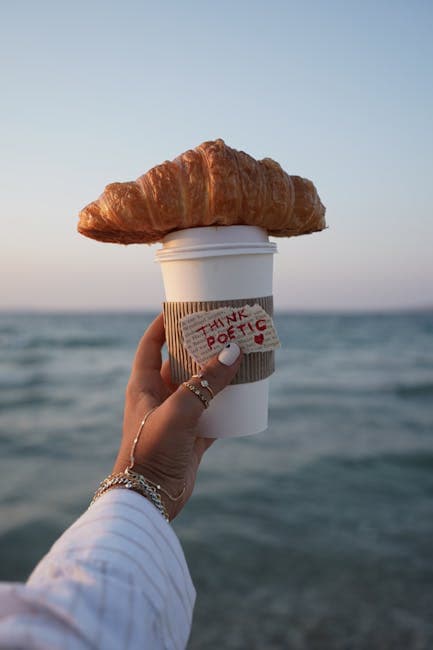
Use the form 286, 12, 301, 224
1, 0, 432, 311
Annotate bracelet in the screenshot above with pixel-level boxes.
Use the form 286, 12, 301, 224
90, 471, 170, 522
127, 468, 186, 503
90, 406, 186, 522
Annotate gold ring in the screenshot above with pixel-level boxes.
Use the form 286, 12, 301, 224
192, 374, 215, 399
183, 382, 210, 409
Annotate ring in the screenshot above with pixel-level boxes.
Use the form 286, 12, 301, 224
192, 374, 215, 399
183, 382, 210, 409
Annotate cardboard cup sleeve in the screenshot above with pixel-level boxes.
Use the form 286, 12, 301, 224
163, 295, 275, 384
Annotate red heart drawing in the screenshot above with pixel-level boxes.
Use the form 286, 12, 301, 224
254, 334, 264, 345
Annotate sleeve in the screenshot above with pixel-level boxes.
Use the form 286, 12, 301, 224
0, 489, 196, 650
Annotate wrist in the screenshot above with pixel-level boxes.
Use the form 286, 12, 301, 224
111, 457, 185, 521
90, 471, 170, 522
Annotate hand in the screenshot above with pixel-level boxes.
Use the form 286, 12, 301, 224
112, 313, 242, 520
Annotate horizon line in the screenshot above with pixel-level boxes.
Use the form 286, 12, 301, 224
1, 305, 432, 316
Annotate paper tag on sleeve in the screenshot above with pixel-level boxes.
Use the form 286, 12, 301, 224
179, 304, 280, 366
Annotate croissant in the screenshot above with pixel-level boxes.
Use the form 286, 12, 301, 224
77, 139, 326, 244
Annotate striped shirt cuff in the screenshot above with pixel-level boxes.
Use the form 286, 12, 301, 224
0, 489, 195, 649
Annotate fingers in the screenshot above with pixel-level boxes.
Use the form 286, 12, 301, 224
132, 313, 165, 372
161, 358, 178, 394
159, 342, 242, 429
128, 313, 165, 389
194, 343, 243, 397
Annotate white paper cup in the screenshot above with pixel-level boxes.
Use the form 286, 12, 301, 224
156, 225, 277, 438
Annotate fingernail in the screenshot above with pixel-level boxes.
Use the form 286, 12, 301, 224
218, 342, 241, 366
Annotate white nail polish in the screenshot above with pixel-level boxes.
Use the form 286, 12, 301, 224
218, 342, 241, 366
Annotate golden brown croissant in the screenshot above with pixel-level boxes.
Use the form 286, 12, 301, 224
77, 139, 326, 244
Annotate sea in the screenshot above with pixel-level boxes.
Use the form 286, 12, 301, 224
0, 310, 433, 649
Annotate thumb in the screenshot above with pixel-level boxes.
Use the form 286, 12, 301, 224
159, 342, 243, 430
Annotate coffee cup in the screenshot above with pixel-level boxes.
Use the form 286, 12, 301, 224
156, 225, 277, 438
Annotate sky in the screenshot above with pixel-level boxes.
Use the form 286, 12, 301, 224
1, 0, 432, 312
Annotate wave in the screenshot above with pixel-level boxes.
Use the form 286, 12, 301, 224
9, 336, 124, 351
54, 337, 123, 349
0, 394, 74, 412
0, 326, 16, 335
395, 382, 433, 398
271, 379, 433, 402
326, 451, 433, 472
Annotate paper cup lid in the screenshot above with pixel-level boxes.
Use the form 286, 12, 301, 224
156, 225, 277, 262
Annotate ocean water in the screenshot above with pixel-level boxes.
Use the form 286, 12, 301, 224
1, 311, 433, 649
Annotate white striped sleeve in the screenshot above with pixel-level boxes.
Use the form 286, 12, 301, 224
0, 489, 196, 650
